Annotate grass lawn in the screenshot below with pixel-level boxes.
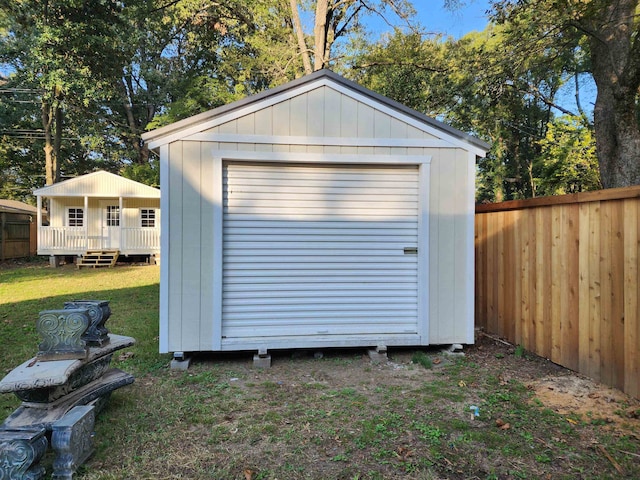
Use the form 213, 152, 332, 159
1, 260, 639, 479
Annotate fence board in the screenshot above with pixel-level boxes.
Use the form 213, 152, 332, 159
588, 201, 602, 381
599, 201, 614, 388
624, 200, 640, 398
475, 186, 640, 399
611, 202, 625, 390
578, 203, 591, 375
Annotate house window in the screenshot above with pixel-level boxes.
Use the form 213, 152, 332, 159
106, 205, 120, 226
141, 209, 156, 228
68, 208, 84, 227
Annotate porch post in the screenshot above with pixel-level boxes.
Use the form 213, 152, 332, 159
119, 196, 123, 251
36, 196, 42, 261
37, 196, 42, 228
84, 196, 88, 251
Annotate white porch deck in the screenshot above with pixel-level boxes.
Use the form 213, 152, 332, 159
38, 226, 160, 256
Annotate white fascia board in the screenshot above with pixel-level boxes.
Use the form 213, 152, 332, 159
214, 150, 432, 165
35, 192, 160, 199
146, 80, 328, 150
183, 132, 453, 149
417, 161, 430, 344
325, 81, 488, 157
211, 156, 223, 351
158, 144, 170, 354
146, 77, 488, 157
464, 150, 476, 344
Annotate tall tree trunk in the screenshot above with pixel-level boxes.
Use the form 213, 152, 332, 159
289, 0, 313, 74
587, 0, 640, 188
42, 98, 61, 185
313, 0, 329, 70
121, 76, 152, 165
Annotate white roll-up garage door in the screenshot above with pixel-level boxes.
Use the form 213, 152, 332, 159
222, 162, 420, 342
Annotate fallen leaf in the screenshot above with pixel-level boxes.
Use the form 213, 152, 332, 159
243, 469, 256, 480
458, 380, 467, 387
118, 351, 135, 361
500, 423, 511, 430
433, 358, 442, 365
566, 418, 578, 425
495, 418, 506, 427
396, 446, 414, 460
625, 407, 640, 419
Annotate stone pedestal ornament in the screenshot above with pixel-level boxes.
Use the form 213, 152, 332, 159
51, 406, 95, 480
36, 309, 89, 361
13, 355, 114, 404
1, 303, 135, 478
0, 427, 48, 480
63, 301, 111, 347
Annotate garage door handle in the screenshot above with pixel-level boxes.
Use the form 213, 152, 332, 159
403, 247, 418, 254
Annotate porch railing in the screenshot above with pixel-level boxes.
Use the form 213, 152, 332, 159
38, 227, 160, 253
38, 227, 87, 252
121, 227, 160, 252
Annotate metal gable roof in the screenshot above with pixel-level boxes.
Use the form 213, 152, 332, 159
141, 69, 491, 154
33, 170, 161, 198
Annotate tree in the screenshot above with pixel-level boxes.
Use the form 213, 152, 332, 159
287, 0, 417, 75
0, 0, 262, 190
534, 115, 601, 196
491, 0, 640, 188
111, 0, 262, 166
351, 26, 587, 201
0, 0, 126, 185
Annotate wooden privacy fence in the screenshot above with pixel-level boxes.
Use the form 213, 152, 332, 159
475, 186, 640, 399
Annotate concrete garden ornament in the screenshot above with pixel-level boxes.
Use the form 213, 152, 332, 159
0, 300, 135, 479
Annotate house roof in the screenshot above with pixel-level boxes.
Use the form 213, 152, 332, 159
33, 170, 160, 198
142, 69, 491, 155
0, 199, 37, 215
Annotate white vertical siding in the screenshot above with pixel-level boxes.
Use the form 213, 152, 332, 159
206, 86, 440, 142
167, 142, 184, 352
181, 141, 203, 350
221, 163, 420, 341
428, 148, 474, 344
159, 80, 480, 353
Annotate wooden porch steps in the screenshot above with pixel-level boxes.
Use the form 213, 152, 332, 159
77, 250, 119, 268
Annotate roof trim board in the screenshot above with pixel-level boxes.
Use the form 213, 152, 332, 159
33, 170, 160, 198
182, 133, 454, 149
142, 70, 490, 156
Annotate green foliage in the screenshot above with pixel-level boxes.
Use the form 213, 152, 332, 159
120, 158, 160, 188
352, 21, 595, 202
533, 115, 601, 195
491, 0, 640, 189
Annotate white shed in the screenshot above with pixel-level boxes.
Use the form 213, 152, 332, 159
34, 171, 161, 265
142, 70, 489, 357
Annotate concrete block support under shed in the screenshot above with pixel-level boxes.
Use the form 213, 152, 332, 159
368, 345, 388, 363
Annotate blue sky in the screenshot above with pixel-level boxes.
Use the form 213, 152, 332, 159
415, 1, 492, 38
365, 1, 493, 39
366, 0, 595, 117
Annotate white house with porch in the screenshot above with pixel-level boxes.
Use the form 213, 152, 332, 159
34, 171, 160, 266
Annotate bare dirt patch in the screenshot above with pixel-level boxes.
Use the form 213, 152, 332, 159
530, 374, 640, 436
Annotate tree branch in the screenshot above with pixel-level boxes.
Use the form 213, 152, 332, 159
289, 0, 313, 74
353, 60, 448, 73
